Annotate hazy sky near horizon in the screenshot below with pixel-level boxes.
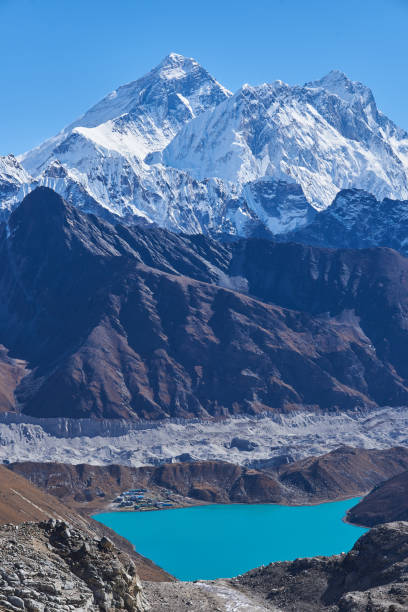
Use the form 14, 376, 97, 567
1, 0, 408, 155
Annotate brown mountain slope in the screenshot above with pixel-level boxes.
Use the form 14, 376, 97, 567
3, 188, 408, 418
348, 470, 408, 527
277, 445, 408, 501
8, 460, 285, 506
0, 464, 172, 581
0, 463, 89, 525
0, 346, 27, 412
9, 446, 408, 508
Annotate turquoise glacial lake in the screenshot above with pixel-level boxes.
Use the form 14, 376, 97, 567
94, 498, 367, 581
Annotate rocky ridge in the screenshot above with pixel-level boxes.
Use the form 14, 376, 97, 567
284, 188, 408, 256
0, 520, 147, 611
3, 188, 408, 420
230, 521, 408, 611
0, 463, 171, 583
275, 445, 408, 502
0, 155, 31, 222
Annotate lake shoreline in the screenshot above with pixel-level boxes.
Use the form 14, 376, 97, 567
93, 498, 368, 582
88, 490, 370, 516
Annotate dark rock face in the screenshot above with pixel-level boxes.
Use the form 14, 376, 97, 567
285, 188, 408, 256
230, 437, 258, 452
2, 187, 408, 419
348, 470, 408, 527
233, 521, 408, 611
150, 461, 283, 503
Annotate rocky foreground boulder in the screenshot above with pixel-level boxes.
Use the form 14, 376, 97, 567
2, 518, 408, 610
0, 519, 148, 611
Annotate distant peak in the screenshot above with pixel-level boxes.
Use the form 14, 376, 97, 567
151, 53, 232, 97
1, 153, 19, 167
306, 70, 374, 104
308, 69, 354, 88
324, 69, 349, 80
161, 52, 194, 64
156, 52, 199, 77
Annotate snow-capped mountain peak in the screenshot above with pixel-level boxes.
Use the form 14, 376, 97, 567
306, 69, 374, 104
5, 59, 408, 244
20, 53, 232, 175
156, 52, 210, 81
69, 52, 231, 131
161, 69, 408, 209
0, 155, 32, 220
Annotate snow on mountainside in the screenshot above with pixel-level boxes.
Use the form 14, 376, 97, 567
161, 70, 408, 210
18, 53, 267, 235
1, 57, 407, 241
21, 53, 232, 175
0, 155, 32, 221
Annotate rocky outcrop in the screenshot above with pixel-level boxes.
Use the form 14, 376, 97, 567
0, 520, 148, 611
229, 437, 258, 452
348, 470, 408, 527
231, 521, 408, 611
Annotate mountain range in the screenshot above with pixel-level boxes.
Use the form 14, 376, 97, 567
1, 54, 408, 420
2, 186, 408, 420
4, 51, 408, 612
1, 53, 408, 253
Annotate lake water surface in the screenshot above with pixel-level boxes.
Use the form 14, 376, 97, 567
94, 498, 367, 580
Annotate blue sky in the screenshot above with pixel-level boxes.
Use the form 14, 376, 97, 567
1, 0, 407, 155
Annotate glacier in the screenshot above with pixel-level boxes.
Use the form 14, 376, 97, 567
0, 407, 407, 466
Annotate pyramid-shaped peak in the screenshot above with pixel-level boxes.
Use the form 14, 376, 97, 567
321, 69, 350, 81
11, 186, 68, 220
308, 69, 357, 89
154, 52, 205, 80
160, 52, 196, 65
306, 70, 374, 104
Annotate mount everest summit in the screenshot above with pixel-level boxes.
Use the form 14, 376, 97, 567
2, 52, 408, 248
